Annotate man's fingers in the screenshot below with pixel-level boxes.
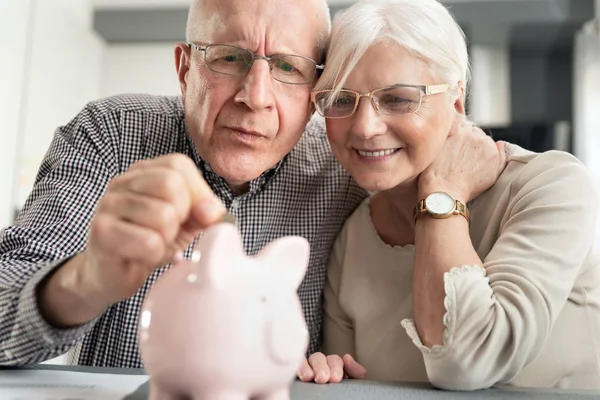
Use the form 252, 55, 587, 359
129, 154, 216, 205
187, 197, 227, 232
308, 352, 330, 384
119, 155, 227, 232
448, 113, 466, 137
98, 191, 181, 245
326, 355, 345, 383
90, 214, 167, 269
109, 167, 192, 220
297, 358, 315, 382
343, 354, 367, 379
496, 140, 509, 173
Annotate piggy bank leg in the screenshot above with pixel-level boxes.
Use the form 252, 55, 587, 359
254, 387, 290, 400
193, 390, 250, 400
148, 382, 183, 400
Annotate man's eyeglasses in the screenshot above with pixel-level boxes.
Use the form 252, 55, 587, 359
311, 83, 451, 119
188, 43, 324, 85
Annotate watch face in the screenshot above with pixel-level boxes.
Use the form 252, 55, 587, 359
425, 192, 455, 214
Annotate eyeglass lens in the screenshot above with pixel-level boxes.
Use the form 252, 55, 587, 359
203, 45, 317, 84
315, 85, 423, 117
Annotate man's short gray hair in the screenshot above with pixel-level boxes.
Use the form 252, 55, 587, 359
185, 0, 331, 59
314, 0, 470, 97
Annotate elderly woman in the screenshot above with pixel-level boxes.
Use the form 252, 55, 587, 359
297, 0, 600, 391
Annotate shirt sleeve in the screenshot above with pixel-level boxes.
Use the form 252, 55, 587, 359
401, 152, 600, 390
322, 225, 355, 357
0, 102, 118, 365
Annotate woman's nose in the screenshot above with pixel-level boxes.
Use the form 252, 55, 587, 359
350, 98, 387, 139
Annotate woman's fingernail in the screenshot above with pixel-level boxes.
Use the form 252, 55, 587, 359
298, 368, 310, 380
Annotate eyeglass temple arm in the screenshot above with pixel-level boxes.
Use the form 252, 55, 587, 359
187, 43, 206, 52
425, 83, 451, 95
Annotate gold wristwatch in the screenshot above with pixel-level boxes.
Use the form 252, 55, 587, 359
413, 191, 470, 225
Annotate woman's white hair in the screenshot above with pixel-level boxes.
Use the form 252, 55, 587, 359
314, 0, 470, 97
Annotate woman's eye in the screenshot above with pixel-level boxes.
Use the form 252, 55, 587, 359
382, 95, 410, 104
334, 97, 354, 106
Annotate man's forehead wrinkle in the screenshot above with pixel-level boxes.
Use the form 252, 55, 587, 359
190, 0, 323, 60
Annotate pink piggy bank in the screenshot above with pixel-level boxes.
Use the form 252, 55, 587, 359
138, 222, 310, 400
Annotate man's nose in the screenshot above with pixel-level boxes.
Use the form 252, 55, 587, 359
234, 59, 275, 111
350, 98, 387, 139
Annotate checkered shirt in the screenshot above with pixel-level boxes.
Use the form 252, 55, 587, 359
0, 94, 367, 368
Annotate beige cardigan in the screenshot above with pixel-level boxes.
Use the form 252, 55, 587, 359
322, 144, 600, 391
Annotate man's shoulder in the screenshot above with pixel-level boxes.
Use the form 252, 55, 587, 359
57, 94, 188, 172
280, 115, 368, 204
84, 93, 184, 120
504, 143, 593, 189
292, 116, 335, 164
477, 143, 598, 213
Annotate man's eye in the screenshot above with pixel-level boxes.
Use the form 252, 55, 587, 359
276, 61, 297, 73
223, 54, 240, 62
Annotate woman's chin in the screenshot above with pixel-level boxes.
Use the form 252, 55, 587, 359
353, 174, 403, 192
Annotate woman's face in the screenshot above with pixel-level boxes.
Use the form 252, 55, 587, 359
325, 42, 461, 192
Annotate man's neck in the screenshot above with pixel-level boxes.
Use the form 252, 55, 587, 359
228, 181, 250, 196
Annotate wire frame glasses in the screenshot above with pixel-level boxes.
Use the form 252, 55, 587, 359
188, 43, 324, 85
311, 83, 451, 118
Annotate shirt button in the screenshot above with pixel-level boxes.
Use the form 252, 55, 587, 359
4, 349, 14, 359
231, 198, 241, 212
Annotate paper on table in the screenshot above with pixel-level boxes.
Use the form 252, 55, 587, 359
0, 369, 148, 400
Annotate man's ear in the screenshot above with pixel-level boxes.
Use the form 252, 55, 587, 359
453, 82, 466, 115
174, 43, 191, 102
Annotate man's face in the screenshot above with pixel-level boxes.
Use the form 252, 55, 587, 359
175, 0, 325, 193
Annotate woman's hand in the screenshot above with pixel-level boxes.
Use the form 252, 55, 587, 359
418, 115, 508, 203
297, 352, 367, 384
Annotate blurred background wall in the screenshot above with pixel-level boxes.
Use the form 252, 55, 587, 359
1, 0, 599, 236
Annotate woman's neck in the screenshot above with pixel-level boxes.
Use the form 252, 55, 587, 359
370, 179, 420, 247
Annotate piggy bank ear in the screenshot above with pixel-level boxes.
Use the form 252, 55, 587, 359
257, 236, 310, 289
195, 222, 244, 286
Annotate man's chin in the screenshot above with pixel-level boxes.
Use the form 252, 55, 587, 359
210, 165, 266, 192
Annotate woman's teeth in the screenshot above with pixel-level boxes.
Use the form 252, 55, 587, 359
357, 149, 398, 157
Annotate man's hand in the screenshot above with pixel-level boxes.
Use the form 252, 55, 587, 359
38, 154, 227, 328
418, 115, 508, 203
297, 352, 367, 384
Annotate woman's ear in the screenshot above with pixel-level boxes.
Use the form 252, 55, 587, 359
308, 101, 316, 118
453, 82, 466, 115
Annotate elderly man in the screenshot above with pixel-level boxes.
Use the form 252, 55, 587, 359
0, 0, 366, 367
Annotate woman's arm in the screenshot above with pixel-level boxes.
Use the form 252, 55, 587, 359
412, 202, 480, 347
408, 152, 599, 390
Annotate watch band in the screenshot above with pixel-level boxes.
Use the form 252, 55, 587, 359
413, 197, 471, 225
